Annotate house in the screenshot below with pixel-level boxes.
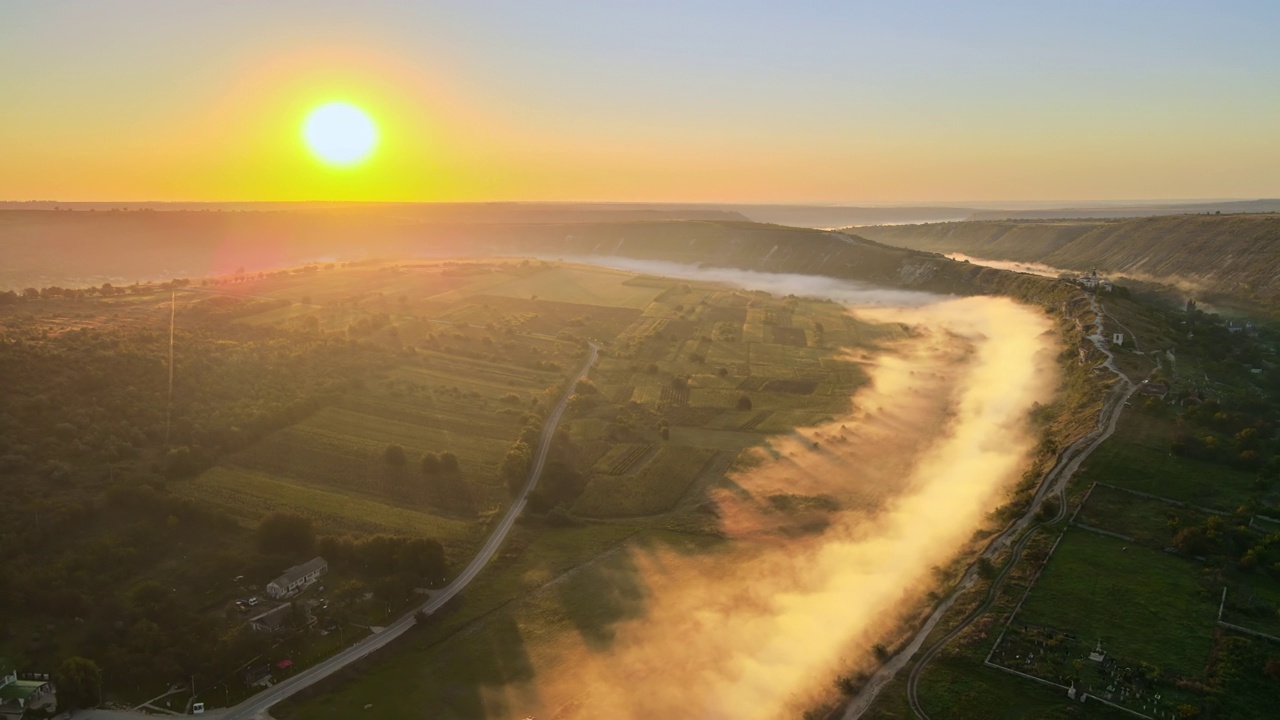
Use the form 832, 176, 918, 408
0, 660, 54, 717
243, 663, 273, 688
248, 604, 294, 633
1139, 381, 1169, 398
266, 556, 327, 599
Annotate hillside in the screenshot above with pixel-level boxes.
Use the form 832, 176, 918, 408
854, 214, 1280, 309
965, 199, 1280, 221
1, 211, 1077, 308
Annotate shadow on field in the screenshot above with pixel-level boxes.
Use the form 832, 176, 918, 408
553, 542, 651, 651
436, 613, 540, 719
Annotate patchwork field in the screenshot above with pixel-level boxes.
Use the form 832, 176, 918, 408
223, 259, 902, 718
573, 446, 721, 517
170, 257, 887, 569
979, 475, 1280, 719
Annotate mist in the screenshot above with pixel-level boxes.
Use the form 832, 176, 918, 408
491, 260, 1059, 718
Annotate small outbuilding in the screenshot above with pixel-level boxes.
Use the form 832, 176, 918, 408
0, 660, 53, 717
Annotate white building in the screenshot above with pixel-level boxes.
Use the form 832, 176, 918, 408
266, 556, 328, 599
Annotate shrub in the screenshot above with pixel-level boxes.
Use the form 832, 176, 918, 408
384, 443, 407, 467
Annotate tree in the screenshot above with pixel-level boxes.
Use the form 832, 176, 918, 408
439, 451, 459, 473
421, 452, 441, 475
163, 445, 201, 479
502, 441, 533, 494
737, 395, 753, 411
256, 512, 315, 555
55, 656, 102, 710
384, 443, 407, 467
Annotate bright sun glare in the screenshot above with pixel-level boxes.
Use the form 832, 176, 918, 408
302, 102, 378, 166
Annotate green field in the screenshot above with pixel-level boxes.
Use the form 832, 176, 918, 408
1017, 529, 1218, 677
274, 526, 718, 720
174, 466, 480, 545
912, 657, 1135, 720
1076, 411, 1259, 512
464, 264, 666, 309
1074, 483, 1212, 550
573, 446, 721, 517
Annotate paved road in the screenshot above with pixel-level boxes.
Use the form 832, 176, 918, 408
843, 298, 1138, 720
75, 344, 599, 720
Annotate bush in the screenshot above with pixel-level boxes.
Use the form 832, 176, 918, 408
257, 512, 315, 555
54, 656, 102, 710
439, 451, 459, 473
385, 443, 407, 467
737, 395, 753, 411
502, 441, 533, 494
421, 452, 441, 475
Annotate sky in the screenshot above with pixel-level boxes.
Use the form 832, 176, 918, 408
2, 1, 1278, 204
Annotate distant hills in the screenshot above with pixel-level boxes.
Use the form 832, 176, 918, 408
0, 209, 1075, 311
8, 198, 1280, 228
11, 203, 1280, 311
963, 199, 1280, 221
855, 214, 1280, 309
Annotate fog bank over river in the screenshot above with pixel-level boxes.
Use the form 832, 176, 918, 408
495, 259, 1059, 718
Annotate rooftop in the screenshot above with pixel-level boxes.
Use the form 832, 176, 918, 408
0, 680, 48, 701
273, 556, 327, 587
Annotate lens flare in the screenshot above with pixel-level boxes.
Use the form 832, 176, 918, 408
302, 101, 378, 166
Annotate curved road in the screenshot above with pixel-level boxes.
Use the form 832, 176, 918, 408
843, 294, 1139, 720
98, 343, 599, 720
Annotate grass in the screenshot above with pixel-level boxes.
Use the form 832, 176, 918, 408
1017, 528, 1218, 678
665, 426, 758, 451
1223, 576, 1280, 638
910, 656, 1134, 720
1077, 411, 1258, 512
573, 446, 719, 517
1074, 483, 1209, 549
274, 525, 700, 720
174, 466, 479, 545
468, 265, 666, 309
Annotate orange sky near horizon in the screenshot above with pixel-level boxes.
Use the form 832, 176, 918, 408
3, 2, 1279, 204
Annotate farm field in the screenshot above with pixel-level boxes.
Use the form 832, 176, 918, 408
572, 446, 721, 517
259, 259, 908, 718
1016, 529, 1217, 678
1075, 410, 1261, 512
910, 657, 1135, 720
180, 258, 883, 541
1073, 483, 1215, 549
274, 527, 727, 720
173, 465, 481, 547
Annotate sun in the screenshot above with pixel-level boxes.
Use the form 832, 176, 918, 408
302, 102, 378, 166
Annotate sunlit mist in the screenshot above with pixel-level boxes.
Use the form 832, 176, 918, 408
480, 261, 1058, 719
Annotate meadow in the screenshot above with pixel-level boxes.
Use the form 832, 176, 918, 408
1016, 529, 1218, 677
1075, 410, 1260, 512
